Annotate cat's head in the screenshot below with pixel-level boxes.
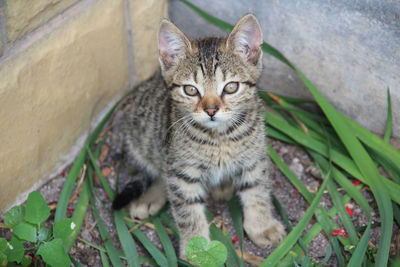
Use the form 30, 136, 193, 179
158, 14, 263, 131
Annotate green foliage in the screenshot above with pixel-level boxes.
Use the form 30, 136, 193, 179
6, 237, 24, 263
36, 239, 71, 267
1, 191, 76, 266
53, 218, 75, 241
24, 191, 50, 225
13, 222, 37, 243
186, 236, 227, 267
4, 206, 25, 228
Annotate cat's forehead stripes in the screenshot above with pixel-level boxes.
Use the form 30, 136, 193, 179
195, 37, 224, 78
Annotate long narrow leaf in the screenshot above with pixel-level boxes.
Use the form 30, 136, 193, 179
87, 148, 115, 201
122, 210, 169, 267
347, 223, 372, 267
64, 178, 90, 251
267, 144, 313, 202
227, 195, 245, 267
261, 173, 331, 266
153, 217, 178, 267
100, 251, 111, 267
114, 210, 140, 267
54, 147, 87, 222
89, 191, 125, 267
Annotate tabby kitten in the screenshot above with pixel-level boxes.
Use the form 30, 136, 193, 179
113, 14, 286, 256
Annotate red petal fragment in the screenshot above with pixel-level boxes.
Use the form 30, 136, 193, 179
232, 236, 239, 244
352, 180, 361, 186
47, 201, 58, 205
330, 229, 348, 238
61, 170, 66, 177
346, 205, 354, 216
105, 193, 109, 200
293, 188, 299, 197
67, 208, 74, 212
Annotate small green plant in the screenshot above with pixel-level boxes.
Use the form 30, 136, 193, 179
186, 236, 227, 267
1, 191, 72, 267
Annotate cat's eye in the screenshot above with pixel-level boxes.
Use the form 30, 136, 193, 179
223, 82, 239, 94
183, 85, 199, 96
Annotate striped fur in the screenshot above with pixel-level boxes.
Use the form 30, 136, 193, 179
113, 14, 286, 257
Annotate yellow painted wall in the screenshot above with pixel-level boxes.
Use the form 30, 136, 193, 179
0, 0, 167, 212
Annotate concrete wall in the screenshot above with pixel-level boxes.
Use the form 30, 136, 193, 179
169, 0, 400, 138
0, 0, 167, 212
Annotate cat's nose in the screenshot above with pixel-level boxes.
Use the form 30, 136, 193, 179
204, 106, 219, 117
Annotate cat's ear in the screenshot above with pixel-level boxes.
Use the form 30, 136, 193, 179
158, 19, 192, 70
227, 14, 263, 65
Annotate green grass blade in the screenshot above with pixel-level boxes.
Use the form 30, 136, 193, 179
258, 91, 315, 105
326, 178, 358, 244
227, 195, 245, 267
320, 243, 333, 266
70, 256, 84, 267
313, 204, 346, 267
54, 147, 87, 222
64, 178, 90, 251
343, 115, 400, 168
114, 210, 140, 267
153, 217, 178, 267
312, 153, 370, 216
261, 172, 331, 266
271, 194, 308, 255
267, 144, 313, 202
311, 151, 359, 244
87, 148, 115, 201
384, 88, 392, 143
369, 149, 400, 184
100, 251, 111, 267
178, 258, 196, 267
347, 223, 371, 267
267, 127, 296, 144
393, 203, 400, 226
88, 189, 125, 267
122, 210, 169, 267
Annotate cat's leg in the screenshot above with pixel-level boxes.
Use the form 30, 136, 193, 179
129, 178, 167, 219
234, 158, 286, 248
167, 169, 209, 258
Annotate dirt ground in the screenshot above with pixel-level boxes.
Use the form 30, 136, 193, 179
1, 105, 399, 266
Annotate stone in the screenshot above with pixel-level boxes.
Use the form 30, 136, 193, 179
169, 0, 400, 138
0, 0, 130, 212
129, 0, 168, 83
4, 0, 79, 42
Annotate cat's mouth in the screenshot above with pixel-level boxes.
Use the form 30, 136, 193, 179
197, 115, 230, 129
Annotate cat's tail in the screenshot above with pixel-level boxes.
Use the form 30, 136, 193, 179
112, 178, 153, 210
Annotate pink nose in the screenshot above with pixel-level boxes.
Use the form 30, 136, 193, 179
204, 106, 219, 117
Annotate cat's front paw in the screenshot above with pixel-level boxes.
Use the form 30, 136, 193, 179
245, 219, 286, 248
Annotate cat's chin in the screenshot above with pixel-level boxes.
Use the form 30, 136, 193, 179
200, 119, 224, 129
